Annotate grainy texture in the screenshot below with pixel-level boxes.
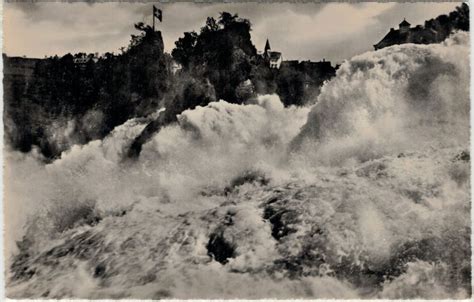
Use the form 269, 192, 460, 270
3, 2, 471, 299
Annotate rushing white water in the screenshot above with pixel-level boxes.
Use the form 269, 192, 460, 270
4, 33, 470, 299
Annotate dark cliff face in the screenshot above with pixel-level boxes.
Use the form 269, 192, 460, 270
3, 28, 172, 160
276, 61, 336, 107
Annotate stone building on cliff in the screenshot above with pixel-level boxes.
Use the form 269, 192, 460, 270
374, 18, 439, 50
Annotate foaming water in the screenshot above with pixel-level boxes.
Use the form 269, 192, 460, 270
4, 95, 310, 264
293, 32, 469, 165
4, 33, 470, 299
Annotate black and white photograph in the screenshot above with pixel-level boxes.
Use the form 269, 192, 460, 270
2, 0, 471, 299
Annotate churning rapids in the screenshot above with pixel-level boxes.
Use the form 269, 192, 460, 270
4, 33, 471, 299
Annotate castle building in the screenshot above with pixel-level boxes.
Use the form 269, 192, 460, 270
399, 19, 411, 33
374, 18, 438, 50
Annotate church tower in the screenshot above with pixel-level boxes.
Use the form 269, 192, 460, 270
264, 39, 271, 59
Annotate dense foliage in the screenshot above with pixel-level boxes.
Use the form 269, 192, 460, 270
5, 25, 173, 158
424, 3, 469, 37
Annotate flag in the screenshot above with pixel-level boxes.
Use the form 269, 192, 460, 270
153, 5, 162, 22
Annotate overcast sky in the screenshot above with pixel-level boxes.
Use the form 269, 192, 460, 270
3, 1, 462, 63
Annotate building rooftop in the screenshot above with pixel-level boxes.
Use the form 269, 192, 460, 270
374, 22, 439, 50
399, 19, 411, 27
268, 51, 281, 62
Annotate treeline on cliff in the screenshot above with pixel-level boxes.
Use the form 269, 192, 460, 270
5, 12, 336, 160
424, 3, 469, 36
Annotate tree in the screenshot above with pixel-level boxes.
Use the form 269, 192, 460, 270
201, 17, 219, 33
218, 12, 238, 28
171, 31, 198, 68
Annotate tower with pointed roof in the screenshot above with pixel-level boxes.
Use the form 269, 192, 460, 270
263, 39, 271, 60
261, 39, 282, 69
399, 18, 411, 33
264, 39, 271, 54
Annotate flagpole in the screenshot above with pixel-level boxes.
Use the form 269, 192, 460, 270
153, 8, 155, 32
